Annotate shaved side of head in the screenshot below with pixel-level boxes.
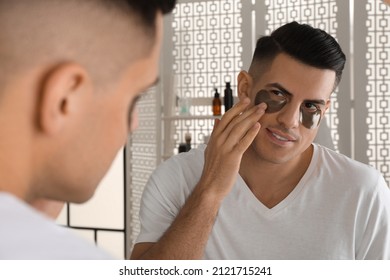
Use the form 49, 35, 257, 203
0, 0, 154, 97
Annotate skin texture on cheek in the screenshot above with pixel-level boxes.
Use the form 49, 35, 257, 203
254, 89, 322, 129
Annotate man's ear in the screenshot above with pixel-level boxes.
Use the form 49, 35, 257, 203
37, 63, 91, 135
323, 98, 331, 115
237, 70, 253, 101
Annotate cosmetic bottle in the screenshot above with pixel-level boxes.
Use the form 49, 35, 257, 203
178, 143, 187, 153
178, 132, 192, 153
224, 82, 233, 112
178, 96, 191, 115
185, 132, 192, 152
212, 88, 221, 116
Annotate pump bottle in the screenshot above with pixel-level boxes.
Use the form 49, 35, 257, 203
224, 82, 233, 112
212, 88, 221, 116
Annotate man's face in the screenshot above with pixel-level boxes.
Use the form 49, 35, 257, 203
60, 14, 163, 202
247, 53, 335, 165
384, 0, 390, 6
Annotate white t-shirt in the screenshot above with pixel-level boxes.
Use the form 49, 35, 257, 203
136, 144, 390, 259
0, 193, 113, 259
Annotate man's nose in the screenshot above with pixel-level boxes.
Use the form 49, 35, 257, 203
276, 103, 300, 129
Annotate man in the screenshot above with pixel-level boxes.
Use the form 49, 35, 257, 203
132, 22, 390, 259
0, 0, 176, 259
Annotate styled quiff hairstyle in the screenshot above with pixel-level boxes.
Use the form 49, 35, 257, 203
249, 21, 346, 89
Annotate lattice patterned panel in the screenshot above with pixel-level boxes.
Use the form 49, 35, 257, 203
168, 0, 243, 155
127, 87, 158, 250
264, 0, 340, 152
366, 0, 390, 186
171, 117, 216, 153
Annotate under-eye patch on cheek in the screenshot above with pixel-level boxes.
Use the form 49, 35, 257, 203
254, 89, 322, 130
254, 89, 286, 113
299, 106, 322, 129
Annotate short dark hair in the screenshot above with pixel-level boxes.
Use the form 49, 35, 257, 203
250, 21, 346, 88
108, 0, 176, 29
126, 0, 176, 17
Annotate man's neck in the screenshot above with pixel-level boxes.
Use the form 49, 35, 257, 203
239, 145, 314, 209
0, 136, 32, 202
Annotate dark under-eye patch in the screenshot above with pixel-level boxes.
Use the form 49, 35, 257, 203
254, 89, 322, 129
299, 104, 322, 129
254, 89, 287, 113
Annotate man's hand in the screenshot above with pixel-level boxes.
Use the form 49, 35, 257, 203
199, 98, 266, 199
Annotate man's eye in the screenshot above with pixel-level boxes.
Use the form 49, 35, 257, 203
303, 102, 319, 112
271, 90, 284, 97
270, 90, 287, 101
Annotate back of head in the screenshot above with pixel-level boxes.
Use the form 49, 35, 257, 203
0, 0, 176, 203
97, 0, 176, 35
249, 21, 346, 88
0, 0, 176, 94
122, 0, 176, 25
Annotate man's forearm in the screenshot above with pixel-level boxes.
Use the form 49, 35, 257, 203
135, 184, 223, 259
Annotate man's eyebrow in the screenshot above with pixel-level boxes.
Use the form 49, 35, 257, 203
308, 99, 326, 106
266, 82, 326, 105
266, 82, 293, 96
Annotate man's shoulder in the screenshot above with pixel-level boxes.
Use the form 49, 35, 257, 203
316, 144, 374, 167
314, 144, 385, 187
0, 193, 113, 260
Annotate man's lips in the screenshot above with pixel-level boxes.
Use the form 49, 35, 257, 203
266, 128, 297, 142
